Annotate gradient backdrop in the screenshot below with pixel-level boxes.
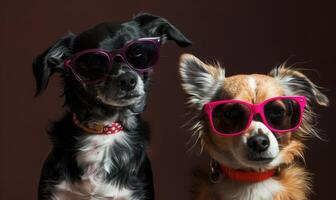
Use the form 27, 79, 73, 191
0, 0, 335, 199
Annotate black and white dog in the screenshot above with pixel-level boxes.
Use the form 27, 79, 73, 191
33, 13, 191, 200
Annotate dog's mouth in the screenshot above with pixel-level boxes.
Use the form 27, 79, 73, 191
230, 148, 278, 169
120, 93, 142, 99
96, 91, 143, 107
247, 153, 275, 162
233, 151, 278, 170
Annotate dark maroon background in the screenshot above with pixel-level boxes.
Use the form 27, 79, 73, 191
0, 0, 335, 199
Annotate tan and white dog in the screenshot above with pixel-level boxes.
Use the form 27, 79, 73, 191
179, 54, 329, 200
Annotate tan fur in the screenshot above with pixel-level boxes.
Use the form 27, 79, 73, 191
278, 140, 305, 165
180, 54, 328, 200
220, 74, 284, 102
274, 166, 311, 200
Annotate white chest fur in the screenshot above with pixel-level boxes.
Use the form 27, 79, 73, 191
53, 178, 133, 200
53, 132, 134, 200
76, 131, 128, 172
216, 178, 283, 200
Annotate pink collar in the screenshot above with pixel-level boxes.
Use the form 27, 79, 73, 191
73, 114, 123, 135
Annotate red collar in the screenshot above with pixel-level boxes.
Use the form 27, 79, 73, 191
73, 114, 123, 135
220, 164, 276, 183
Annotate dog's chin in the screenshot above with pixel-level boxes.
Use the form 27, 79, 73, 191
247, 152, 275, 162
97, 94, 143, 107
232, 152, 279, 171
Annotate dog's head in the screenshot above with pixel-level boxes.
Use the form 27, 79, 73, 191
180, 54, 328, 171
33, 13, 191, 120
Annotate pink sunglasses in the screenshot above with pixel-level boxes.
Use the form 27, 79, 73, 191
203, 96, 307, 136
64, 37, 161, 83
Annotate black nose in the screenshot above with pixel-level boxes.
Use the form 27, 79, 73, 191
247, 135, 270, 153
118, 72, 137, 91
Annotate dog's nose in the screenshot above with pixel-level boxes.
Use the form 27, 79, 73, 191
247, 135, 270, 153
118, 72, 137, 91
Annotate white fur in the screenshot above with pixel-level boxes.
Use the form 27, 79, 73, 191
216, 177, 283, 200
247, 76, 257, 100
53, 178, 133, 200
52, 131, 134, 199
76, 131, 128, 172
274, 75, 295, 96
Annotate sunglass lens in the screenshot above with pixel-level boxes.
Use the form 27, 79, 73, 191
73, 52, 109, 81
264, 98, 301, 131
212, 103, 250, 135
125, 41, 158, 70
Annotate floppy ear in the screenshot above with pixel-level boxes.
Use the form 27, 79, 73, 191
133, 13, 191, 47
179, 54, 225, 110
269, 65, 329, 107
33, 33, 75, 96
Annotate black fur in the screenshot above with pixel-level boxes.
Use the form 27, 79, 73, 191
34, 13, 191, 200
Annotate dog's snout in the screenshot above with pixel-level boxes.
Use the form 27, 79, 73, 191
118, 72, 137, 91
247, 134, 270, 153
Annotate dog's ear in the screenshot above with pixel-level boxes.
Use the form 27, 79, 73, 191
269, 65, 329, 107
33, 33, 75, 96
179, 54, 225, 110
133, 13, 191, 47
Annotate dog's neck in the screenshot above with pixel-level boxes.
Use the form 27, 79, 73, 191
209, 160, 277, 184
219, 164, 277, 183
71, 108, 140, 134
72, 114, 124, 135
204, 161, 310, 200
